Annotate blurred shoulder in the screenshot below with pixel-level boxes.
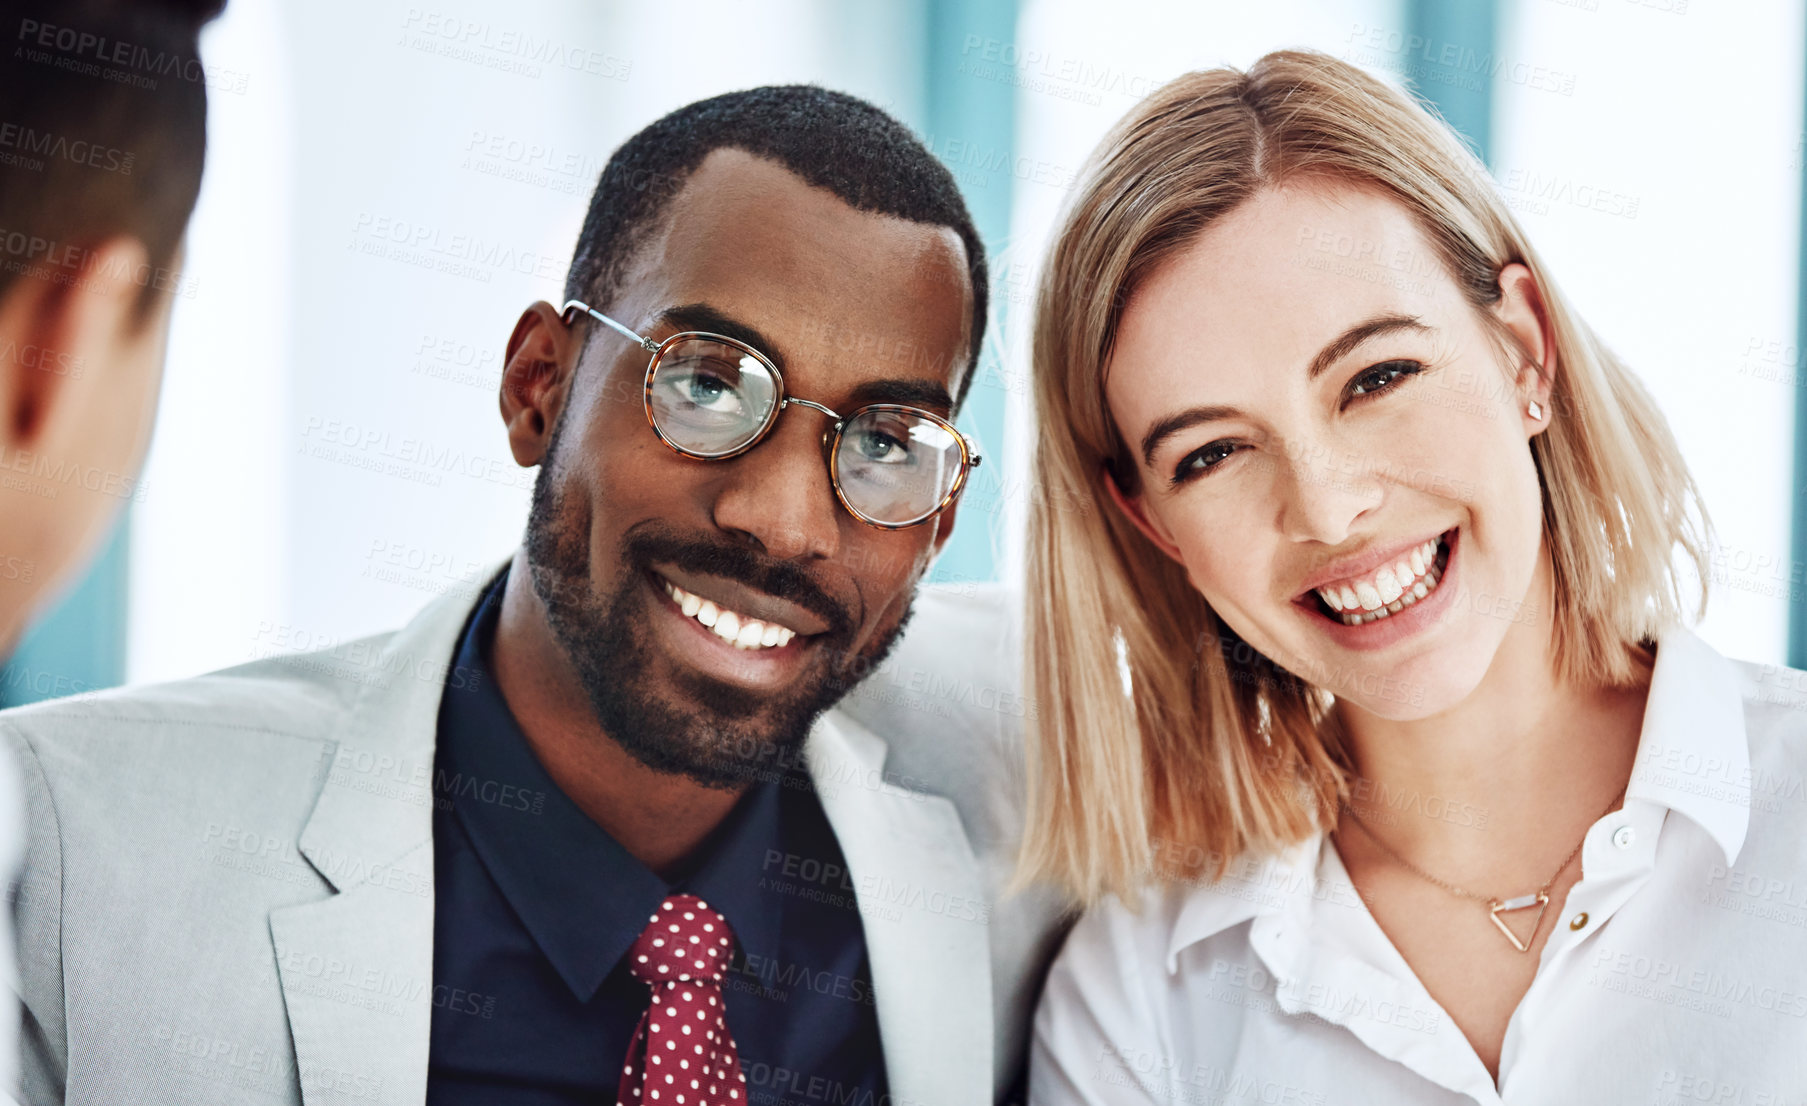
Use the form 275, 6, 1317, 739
834, 580, 1029, 753
1729, 656, 1807, 740
0, 632, 394, 782
1053, 880, 1197, 975
827, 580, 1032, 845
1726, 655, 1807, 809
1035, 882, 1195, 1056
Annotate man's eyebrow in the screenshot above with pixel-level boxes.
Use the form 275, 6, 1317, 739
847, 378, 954, 415
1137, 312, 1431, 469
1306, 312, 1429, 381
655, 303, 786, 371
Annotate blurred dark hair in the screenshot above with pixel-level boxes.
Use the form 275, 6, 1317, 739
564, 84, 987, 410
0, 0, 227, 317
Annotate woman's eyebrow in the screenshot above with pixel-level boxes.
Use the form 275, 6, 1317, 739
1140, 404, 1243, 468
1306, 312, 1429, 380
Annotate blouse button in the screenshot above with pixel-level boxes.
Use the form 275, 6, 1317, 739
1569, 912, 1589, 931
1611, 825, 1636, 849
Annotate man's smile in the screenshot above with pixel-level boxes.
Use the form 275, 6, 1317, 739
642, 567, 836, 692
658, 574, 802, 650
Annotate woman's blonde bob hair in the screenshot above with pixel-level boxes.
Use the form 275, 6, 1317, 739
1020, 49, 1710, 906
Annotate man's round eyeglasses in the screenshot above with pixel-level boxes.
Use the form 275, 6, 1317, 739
560, 300, 981, 530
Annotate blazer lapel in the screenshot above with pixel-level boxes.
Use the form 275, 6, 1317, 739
271, 578, 487, 1106
808, 711, 994, 1106
270, 841, 437, 1106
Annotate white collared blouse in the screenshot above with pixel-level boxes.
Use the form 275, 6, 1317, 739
1029, 627, 1807, 1104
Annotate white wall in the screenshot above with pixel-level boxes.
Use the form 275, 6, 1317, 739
129, 0, 292, 683
1494, 0, 1803, 663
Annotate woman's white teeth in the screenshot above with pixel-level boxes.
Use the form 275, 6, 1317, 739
662, 579, 797, 649
1315, 537, 1445, 626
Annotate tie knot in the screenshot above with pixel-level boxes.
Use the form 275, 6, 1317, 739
628, 893, 737, 988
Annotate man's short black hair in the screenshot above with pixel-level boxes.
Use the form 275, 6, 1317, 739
564, 85, 987, 410
0, 0, 225, 315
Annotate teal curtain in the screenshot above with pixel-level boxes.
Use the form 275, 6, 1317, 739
1792, 10, 1807, 665
920, 0, 1018, 587
1407, 0, 1496, 165
0, 515, 129, 707
1792, 10, 1807, 667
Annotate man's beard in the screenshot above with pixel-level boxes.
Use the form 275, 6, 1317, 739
522, 431, 916, 791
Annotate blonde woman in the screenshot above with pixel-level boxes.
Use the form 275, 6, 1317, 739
1023, 50, 1807, 1102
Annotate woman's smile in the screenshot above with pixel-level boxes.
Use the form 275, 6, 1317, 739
1290, 526, 1464, 654
1297, 528, 1453, 626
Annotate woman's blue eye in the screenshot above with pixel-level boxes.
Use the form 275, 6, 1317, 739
1346, 360, 1423, 401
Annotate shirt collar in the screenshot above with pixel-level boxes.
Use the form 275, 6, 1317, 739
1164, 621, 1753, 969
1624, 622, 1751, 866
436, 576, 786, 1001
1165, 837, 1326, 973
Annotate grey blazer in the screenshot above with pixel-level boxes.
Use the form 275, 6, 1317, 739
1, 578, 1071, 1105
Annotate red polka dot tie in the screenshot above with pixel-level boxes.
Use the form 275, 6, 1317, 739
616, 893, 748, 1106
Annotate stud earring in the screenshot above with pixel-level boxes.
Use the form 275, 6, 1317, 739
1527, 399, 1544, 420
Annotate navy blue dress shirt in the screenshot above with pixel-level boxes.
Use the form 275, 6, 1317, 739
426, 579, 889, 1104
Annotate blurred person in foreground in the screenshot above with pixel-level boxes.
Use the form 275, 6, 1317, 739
1, 85, 1069, 1104
0, 0, 225, 1096
1024, 51, 1806, 1101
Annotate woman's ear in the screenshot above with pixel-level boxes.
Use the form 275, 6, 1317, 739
1100, 463, 1186, 564
1494, 263, 1557, 435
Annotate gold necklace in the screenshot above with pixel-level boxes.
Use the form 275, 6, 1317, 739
1339, 787, 1626, 952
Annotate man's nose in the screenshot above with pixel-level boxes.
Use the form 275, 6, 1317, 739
710, 407, 843, 561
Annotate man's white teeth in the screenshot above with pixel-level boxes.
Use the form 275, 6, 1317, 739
1315, 536, 1446, 626
662, 579, 797, 650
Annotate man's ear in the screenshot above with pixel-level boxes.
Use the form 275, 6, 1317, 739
0, 238, 155, 450
1494, 263, 1557, 434
1100, 463, 1186, 564
500, 301, 582, 467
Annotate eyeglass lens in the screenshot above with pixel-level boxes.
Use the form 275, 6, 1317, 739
646, 336, 966, 526
646, 337, 780, 454
832, 409, 963, 526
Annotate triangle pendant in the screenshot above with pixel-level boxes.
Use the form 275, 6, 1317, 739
1488, 892, 1550, 952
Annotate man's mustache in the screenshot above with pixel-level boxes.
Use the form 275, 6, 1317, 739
623, 531, 856, 639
